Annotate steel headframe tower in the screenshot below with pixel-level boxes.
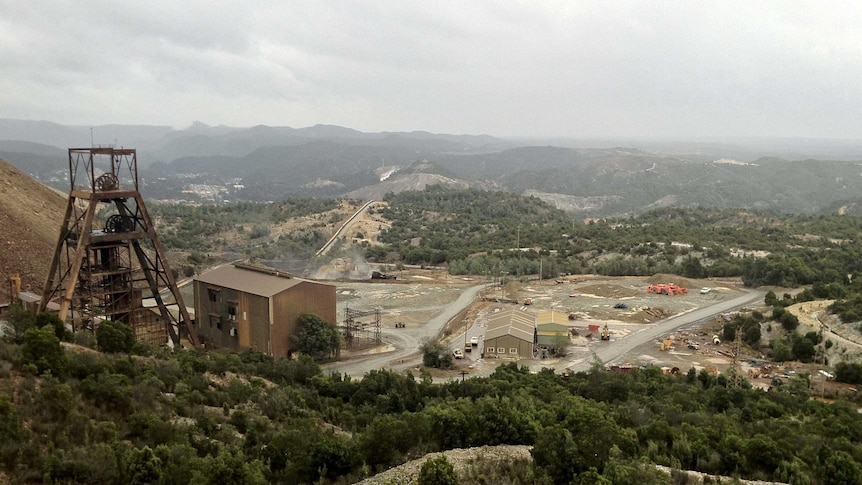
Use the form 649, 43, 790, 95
39, 147, 198, 347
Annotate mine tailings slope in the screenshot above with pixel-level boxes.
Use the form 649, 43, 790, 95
0, 156, 66, 299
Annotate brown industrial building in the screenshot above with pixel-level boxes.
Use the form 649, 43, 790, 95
483, 308, 535, 359
194, 263, 336, 357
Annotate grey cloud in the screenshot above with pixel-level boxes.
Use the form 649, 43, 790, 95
1, 1, 860, 138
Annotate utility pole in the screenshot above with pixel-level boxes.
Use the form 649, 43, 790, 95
517, 224, 522, 277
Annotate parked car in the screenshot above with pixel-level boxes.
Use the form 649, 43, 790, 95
453, 349, 464, 359
470, 336, 479, 346
613, 302, 628, 309
700, 287, 711, 294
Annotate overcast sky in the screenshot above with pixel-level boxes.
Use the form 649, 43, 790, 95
2, 1, 860, 139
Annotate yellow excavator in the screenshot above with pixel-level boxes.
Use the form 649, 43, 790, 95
600, 323, 610, 340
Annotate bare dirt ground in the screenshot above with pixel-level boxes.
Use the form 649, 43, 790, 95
339, 201, 391, 247
0, 157, 67, 298
326, 271, 754, 380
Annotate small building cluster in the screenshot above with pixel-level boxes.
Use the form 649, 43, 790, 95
483, 309, 573, 359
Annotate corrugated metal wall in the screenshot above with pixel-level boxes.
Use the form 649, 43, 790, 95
484, 334, 533, 359
270, 282, 337, 358
194, 279, 336, 358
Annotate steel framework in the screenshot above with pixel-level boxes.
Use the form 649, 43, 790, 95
39, 147, 198, 347
341, 305, 382, 348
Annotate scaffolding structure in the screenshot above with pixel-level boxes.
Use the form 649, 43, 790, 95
39, 147, 198, 347
341, 306, 382, 348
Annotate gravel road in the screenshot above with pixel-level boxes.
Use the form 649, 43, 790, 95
324, 283, 489, 378
567, 289, 765, 372
324, 278, 763, 380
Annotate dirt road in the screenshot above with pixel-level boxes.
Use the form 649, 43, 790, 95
324, 283, 488, 378
565, 289, 765, 373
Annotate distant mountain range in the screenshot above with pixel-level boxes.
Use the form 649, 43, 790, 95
2, 118, 862, 216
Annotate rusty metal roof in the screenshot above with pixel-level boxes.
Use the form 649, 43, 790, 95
195, 264, 333, 297
485, 308, 534, 343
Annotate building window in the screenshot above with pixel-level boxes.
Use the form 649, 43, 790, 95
509, 348, 518, 354
207, 288, 219, 303
210, 314, 221, 329
497, 347, 505, 353
228, 305, 237, 321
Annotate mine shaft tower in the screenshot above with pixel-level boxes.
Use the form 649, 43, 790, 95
39, 147, 198, 347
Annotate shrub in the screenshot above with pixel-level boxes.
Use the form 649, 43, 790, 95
96, 321, 135, 354
21, 325, 67, 377
419, 455, 458, 485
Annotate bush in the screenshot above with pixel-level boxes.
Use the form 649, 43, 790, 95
418, 455, 458, 485
96, 321, 135, 354
420, 340, 453, 369
779, 311, 799, 332
21, 325, 67, 377
835, 362, 862, 384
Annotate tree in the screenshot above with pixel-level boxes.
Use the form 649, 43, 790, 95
531, 426, 578, 485
290, 314, 340, 360
681, 255, 705, 278
834, 362, 862, 384
420, 340, 453, 369
780, 311, 800, 331
552, 333, 570, 356
418, 455, 458, 485
96, 321, 135, 353
2, 303, 34, 343
822, 450, 862, 485
771, 338, 792, 362
792, 334, 816, 362
126, 446, 162, 485
35, 312, 69, 341
21, 325, 67, 376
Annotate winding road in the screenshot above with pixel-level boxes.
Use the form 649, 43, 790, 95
323, 283, 489, 378
323, 281, 765, 379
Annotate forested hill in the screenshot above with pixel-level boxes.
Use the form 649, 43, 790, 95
0, 329, 860, 484
145, 146, 862, 216
4, 119, 862, 215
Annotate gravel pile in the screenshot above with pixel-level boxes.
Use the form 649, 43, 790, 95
354, 445, 532, 485
355, 447, 790, 485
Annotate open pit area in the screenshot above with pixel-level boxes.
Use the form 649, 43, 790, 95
326, 270, 764, 379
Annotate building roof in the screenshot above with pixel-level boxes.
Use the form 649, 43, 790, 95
536, 310, 570, 326
485, 308, 534, 343
195, 264, 333, 298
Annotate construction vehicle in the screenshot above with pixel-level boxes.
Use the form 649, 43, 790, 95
660, 338, 673, 351
371, 271, 397, 280
646, 283, 688, 295
600, 323, 610, 340
646, 284, 664, 294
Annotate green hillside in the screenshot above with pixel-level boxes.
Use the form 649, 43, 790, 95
0, 331, 859, 484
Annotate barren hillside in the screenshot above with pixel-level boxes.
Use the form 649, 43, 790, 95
341, 172, 471, 200
0, 156, 66, 299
